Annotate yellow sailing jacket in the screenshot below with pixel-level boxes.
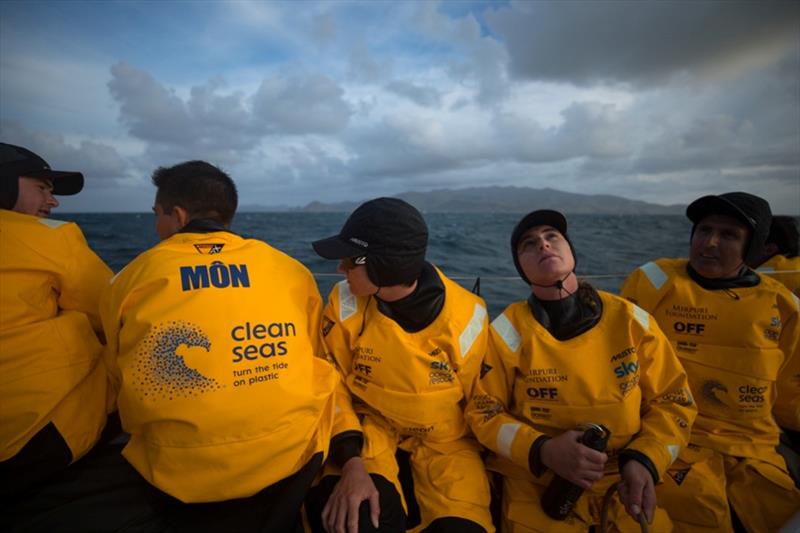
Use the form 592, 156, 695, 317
322, 269, 488, 448
0, 209, 111, 462
465, 291, 696, 482
759, 255, 800, 297
621, 258, 800, 460
100, 230, 341, 502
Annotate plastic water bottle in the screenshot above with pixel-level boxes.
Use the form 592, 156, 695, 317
540, 423, 611, 520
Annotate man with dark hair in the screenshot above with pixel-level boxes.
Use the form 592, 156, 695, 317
755, 215, 800, 297
0, 143, 113, 528
151, 160, 238, 228
306, 198, 493, 533
100, 160, 349, 532
621, 192, 800, 532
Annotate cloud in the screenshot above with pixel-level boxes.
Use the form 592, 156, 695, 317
108, 62, 195, 144
488, 1, 800, 86
252, 74, 353, 134
384, 80, 442, 107
0, 121, 128, 184
311, 12, 337, 49
2, 2, 797, 214
108, 63, 352, 165
347, 43, 394, 83
411, 2, 510, 105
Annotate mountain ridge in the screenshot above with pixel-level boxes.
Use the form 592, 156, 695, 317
242, 186, 683, 214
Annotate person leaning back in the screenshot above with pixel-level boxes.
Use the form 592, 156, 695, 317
100, 161, 346, 532
466, 209, 696, 532
621, 192, 800, 532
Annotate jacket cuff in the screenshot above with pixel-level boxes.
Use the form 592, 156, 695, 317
528, 435, 551, 477
618, 449, 659, 484
329, 431, 363, 468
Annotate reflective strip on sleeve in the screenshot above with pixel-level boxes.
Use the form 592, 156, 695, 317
338, 281, 358, 322
640, 261, 667, 291
491, 313, 521, 353
459, 303, 487, 359
38, 218, 68, 228
497, 423, 520, 460
632, 304, 650, 330
757, 267, 776, 273
667, 444, 680, 464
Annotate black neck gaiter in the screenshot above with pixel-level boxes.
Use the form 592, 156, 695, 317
376, 262, 445, 333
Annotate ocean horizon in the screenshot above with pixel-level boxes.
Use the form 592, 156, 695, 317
66, 212, 701, 318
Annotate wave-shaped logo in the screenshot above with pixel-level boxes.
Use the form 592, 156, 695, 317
701, 379, 728, 409
133, 321, 221, 400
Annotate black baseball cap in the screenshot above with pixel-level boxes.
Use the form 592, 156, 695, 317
313, 197, 428, 286
0, 143, 84, 196
686, 192, 772, 266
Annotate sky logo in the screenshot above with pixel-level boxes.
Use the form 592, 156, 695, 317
614, 361, 639, 378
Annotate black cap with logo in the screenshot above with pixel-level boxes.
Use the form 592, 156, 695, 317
686, 192, 772, 266
0, 143, 84, 209
312, 197, 428, 286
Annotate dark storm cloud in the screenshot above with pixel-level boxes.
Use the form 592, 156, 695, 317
488, 1, 800, 86
1, 121, 127, 184
632, 54, 800, 176
496, 101, 631, 163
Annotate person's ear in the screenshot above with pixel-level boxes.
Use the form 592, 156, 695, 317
173, 205, 190, 229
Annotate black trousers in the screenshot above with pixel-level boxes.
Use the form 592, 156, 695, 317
3, 431, 323, 533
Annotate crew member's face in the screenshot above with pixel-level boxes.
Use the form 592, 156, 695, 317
337, 256, 377, 297
153, 203, 183, 241
689, 214, 749, 279
13, 176, 58, 217
516, 225, 575, 286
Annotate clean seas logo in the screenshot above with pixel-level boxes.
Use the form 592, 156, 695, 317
133, 321, 221, 400
701, 379, 728, 408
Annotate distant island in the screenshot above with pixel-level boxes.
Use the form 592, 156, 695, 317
241, 186, 683, 214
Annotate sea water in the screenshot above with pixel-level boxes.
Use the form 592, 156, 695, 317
70, 212, 692, 319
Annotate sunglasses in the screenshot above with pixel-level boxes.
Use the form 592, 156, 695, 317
341, 256, 367, 269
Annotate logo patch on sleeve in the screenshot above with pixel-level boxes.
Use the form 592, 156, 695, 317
322, 316, 335, 337
668, 467, 691, 486
194, 243, 224, 255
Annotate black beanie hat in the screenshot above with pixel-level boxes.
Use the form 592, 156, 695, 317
767, 216, 799, 258
686, 192, 772, 267
312, 197, 428, 286
510, 209, 576, 284
0, 143, 84, 210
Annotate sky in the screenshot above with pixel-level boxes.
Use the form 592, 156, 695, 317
1, 1, 798, 213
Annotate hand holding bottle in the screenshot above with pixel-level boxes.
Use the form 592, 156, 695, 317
540, 429, 608, 488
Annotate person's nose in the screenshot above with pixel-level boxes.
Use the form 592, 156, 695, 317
47, 192, 58, 208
